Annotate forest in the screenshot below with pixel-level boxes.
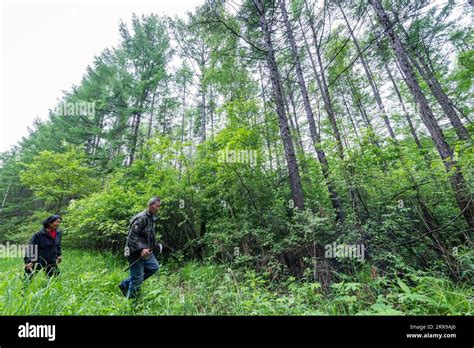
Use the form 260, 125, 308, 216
0, 0, 472, 315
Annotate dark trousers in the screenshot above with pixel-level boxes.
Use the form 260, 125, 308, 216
120, 253, 159, 299
24, 262, 60, 280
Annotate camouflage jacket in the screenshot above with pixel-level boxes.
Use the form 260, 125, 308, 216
125, 210, 157, 259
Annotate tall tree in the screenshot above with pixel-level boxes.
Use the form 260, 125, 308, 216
338, 2, 396, 140
118, 14, 172, 165
280, 0, 344, 221
393, 5, 470, 141
369, 0, 474, 232
252, 0, 305, 209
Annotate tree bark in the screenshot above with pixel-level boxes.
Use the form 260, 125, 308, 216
201, 80, 206, 142
129, 111, 141, 166
147, 90, 157, 141
254, 0, 305, 210
258, 63, 274, 170
281, 0, 344, 220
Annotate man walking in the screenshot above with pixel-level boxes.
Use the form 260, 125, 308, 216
119, 197, 162, 299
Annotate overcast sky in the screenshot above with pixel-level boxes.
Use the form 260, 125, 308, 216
0, 0, 203, 152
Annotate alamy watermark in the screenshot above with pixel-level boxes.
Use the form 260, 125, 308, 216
18, 322, 55, 341
217, 148, 257, 167
325, 242, 366, 262
0, 242, 38, 261
54, 101, 95, 117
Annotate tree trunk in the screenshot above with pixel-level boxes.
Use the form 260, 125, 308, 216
395, 21, 470, 141
370, 0, 474, 232
281, 0, 344, 220
287, 86, 304, 151
341, 94, 360, 141
383, 61, 423, 150
303, 11, 345, 161
339, 4, 396, 140
284, 87, 304, 152
345, 74, 381, 148
129, 111, 141, 166
210, 86, 215, 139
254, 0, 305, 210
179, 80, 187, 181
201, 80, 206, 142
147, 90, 157, 141
258, 63, 274, 170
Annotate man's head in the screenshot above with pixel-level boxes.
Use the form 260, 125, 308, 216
147, 196, 161, 215
43, 215, 62, 229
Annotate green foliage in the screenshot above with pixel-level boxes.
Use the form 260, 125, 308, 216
19, 147, 99, 213
6, 211, 52, 244
65, 178, 142, 250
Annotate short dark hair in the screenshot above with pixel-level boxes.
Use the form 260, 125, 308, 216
42, 214, 62, 228
148, 196, 161, 206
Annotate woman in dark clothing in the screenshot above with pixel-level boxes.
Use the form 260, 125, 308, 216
24, 215, 63, 279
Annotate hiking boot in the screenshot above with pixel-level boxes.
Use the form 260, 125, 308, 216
118, 281, 128, 297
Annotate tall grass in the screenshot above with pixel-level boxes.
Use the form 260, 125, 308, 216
0, 250, 471, 315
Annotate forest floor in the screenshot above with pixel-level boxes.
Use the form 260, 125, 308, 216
0, 250, 472, 315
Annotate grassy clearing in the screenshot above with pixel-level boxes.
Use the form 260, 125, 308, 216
0, 250, 471, 315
